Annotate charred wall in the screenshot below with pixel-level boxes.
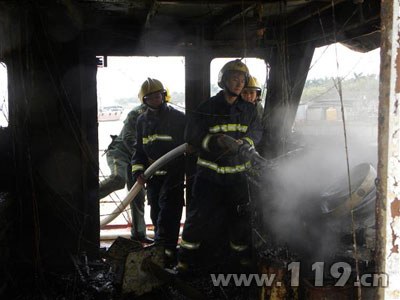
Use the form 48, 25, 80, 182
0, 1, 99, 282
0, 0, 383, 288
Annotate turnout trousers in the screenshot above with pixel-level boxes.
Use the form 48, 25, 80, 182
100, 152, 147, 239
146, 170, 184, 249
178, 176, 251, 264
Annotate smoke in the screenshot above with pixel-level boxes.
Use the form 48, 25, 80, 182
257, 122, 377, 261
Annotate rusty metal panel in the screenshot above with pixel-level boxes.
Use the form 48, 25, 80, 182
377, 0, 400, 299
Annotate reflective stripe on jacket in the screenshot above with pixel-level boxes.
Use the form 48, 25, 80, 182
131, 103, 186, 179
185, 91, 262, 185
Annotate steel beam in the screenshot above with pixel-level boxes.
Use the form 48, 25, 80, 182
215, 3, 257, 32
286, 0, 346, 28
376, 0, 400, 298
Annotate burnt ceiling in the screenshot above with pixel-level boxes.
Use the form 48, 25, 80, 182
0, 0, 381, 57
27, 0, 379, 55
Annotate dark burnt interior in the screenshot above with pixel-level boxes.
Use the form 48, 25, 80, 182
0, 0, 382, 298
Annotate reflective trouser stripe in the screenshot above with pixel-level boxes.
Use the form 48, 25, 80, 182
230, 241, 248, 252
180, 239, 201, 250
165, 249, 174, 257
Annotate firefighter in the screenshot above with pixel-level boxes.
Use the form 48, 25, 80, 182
131, 78, 185, 260
177, 59, 263, 271
241, 75, 264, 120
99, 103, 153, 244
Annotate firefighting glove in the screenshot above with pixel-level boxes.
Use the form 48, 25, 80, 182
216, 134, 242, 153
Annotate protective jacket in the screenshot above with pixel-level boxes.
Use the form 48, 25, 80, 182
99, 104, 148, 239
185, 90, 262, 185
131, 103, 185, 178
107, 104, 147, 158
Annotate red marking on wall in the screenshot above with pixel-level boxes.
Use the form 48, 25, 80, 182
390, 197, 400, 254
392, 197, 400, 218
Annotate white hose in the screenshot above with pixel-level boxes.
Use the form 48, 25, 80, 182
100, 143, 188, 228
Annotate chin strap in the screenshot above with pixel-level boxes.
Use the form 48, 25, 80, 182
145, 99, 166, 111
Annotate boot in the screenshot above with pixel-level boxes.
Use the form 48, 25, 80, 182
130, 235, 154, 244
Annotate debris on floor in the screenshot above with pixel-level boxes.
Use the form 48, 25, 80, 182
122, 244, 164, 296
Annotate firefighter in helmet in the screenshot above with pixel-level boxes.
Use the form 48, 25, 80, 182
241, 75, 264, 120
177, 59, 263, 271
99, 103, 152, 243
131, 78, 185, 261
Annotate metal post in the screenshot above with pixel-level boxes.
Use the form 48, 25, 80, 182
376, 0, 400, 299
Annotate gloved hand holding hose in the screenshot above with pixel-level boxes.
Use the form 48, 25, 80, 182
216, 134, 244, 153
136, 173, 147, 186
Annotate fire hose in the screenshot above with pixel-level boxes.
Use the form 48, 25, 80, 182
100, 143, 189, 228
100, 136, 300, 228
218, 135, 302, 173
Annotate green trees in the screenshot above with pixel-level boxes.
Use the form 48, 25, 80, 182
299, 74, 379, 122
300, 74, 379, 104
